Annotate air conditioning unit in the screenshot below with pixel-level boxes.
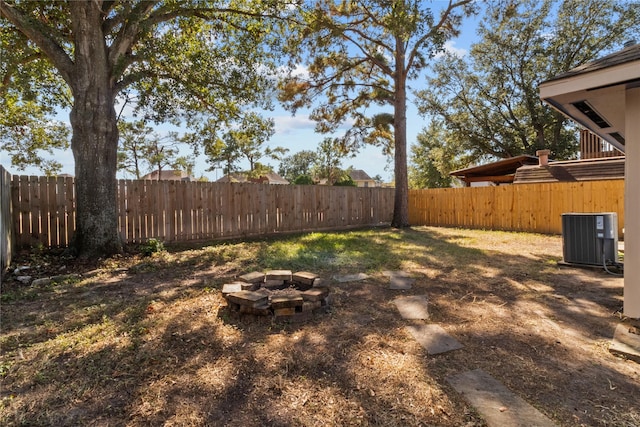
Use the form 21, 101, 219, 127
562, 213, 618, 267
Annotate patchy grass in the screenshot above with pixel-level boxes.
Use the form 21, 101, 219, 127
1, 226, 638, 426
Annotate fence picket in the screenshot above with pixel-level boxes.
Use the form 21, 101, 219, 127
12, 173, 624, 249
1, 166, 13, 271
408, 180, 624, 237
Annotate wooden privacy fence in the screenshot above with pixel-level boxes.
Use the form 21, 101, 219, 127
4, 172, 626, 255
1, 165, 13, 271
9, 176, 396, 248
409, 180, 625, 236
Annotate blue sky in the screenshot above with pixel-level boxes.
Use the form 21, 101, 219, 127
0, 8, 481, 182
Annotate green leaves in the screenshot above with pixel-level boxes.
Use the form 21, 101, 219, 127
416, 0, 639, 166
277, 150, 319, 182
0, 92, 70, 175
198, 112, 282, 175
1, 1, 291, 173
409, 121, 468, 189
117, 120, 194, 179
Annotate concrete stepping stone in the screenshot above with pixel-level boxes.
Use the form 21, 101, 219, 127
333, 273, 369, 283
394, 295, 429, 320
383, 270, 414, 290
610, 323, 640, 363
447, 369, 557, 427
406, 324, 463, 354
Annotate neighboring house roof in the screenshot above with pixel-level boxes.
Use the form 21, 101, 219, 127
260, 172, 289, 185
539, 42, 640, 152
513, 156, 625, 184
141, 170, 193, 181
216, 172, 289, 184
216, 172, 248, 183
349, 169, 374, 182
449, 155, 540, 185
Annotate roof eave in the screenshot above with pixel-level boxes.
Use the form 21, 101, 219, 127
539, 60, 640, 154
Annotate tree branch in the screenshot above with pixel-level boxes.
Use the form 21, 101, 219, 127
406, 0, 472, 72
108, 1, 158, 76
0, 0, 74, 84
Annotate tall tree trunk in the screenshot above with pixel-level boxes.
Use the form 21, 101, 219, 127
69, 3, 122, 257
392, 37, 409, 228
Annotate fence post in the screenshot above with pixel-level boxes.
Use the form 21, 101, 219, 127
1, 165, 14, 272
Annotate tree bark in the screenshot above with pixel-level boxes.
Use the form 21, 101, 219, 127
391, 37, 410, 228
68, 3, 122, 257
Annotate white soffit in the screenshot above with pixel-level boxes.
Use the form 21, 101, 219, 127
540, 60, 640, 152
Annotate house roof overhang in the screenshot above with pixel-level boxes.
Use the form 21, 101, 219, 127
539, 43, 640, 153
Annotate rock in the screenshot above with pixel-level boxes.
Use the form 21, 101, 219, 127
83, 269, 105, 278
50, 274, 81, 283
16, 276, 32, 285
31, 277, 52, 287
254, 288, 271, 297
333, 273, 369, 283
14, 266, 30, 275
225, 281, 258, 292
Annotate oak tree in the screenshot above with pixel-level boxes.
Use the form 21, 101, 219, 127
0, 0, 288, 257
204, 112, 285, 175
277, 150, 319, 183
416, 0, 640, 166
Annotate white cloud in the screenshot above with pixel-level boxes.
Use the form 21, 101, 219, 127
273, 114, 316, 134
435, 40, 468, 59
276, 63, 310, 80
291, 64, 310, 79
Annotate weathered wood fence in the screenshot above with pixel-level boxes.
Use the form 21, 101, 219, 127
1, 170, 627, 265
9, 176, 396, 249
1, 165, 13, 271
409, 180, 625, 236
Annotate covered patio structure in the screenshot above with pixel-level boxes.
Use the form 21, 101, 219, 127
540, 42, 640, 318
450, 155, 539, 186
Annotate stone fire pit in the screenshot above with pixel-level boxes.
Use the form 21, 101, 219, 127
221, 270, 330, 321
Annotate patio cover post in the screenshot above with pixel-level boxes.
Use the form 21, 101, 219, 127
625, 86, 640, 318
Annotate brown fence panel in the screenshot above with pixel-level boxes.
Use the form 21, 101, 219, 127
8, 174, 628, 255
1, 166, 13, 271
8, 175, 396, 250
409, 180, 625, 236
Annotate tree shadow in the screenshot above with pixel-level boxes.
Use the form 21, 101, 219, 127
1, 227, 637, 426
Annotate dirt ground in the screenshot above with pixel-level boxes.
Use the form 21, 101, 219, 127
1, 227, 639, 426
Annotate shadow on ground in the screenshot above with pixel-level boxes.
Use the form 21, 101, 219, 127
1, 227, 637, 426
